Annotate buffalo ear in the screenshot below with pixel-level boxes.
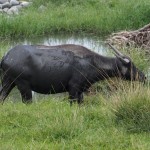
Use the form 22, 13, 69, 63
123, 57, 130, 63
116, 55, 131, 64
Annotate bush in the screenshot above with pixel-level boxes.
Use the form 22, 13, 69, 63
114, 88, 150, 133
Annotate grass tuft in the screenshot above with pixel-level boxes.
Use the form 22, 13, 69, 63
113, 86, 150, 133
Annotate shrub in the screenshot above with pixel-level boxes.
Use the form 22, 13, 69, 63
114, 88, 150, 133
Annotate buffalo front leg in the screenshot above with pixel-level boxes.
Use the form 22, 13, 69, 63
68, 78, 84, 106
16, 81, 32, 104
68, 87, 84, 106
77, 92, 83, 105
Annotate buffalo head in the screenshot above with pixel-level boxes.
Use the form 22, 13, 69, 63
108, 43, 146, 82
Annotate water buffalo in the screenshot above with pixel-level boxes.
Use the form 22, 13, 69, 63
0, 43, 146, 105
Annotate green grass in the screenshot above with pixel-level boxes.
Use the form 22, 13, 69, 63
0, 0, 150, 38
0, 39, 149, 149
0, 42, 149, 149
0, 85, 150, 150
0, 1, 150, 148
115, 92, 150, 133
0, 47, 149, 149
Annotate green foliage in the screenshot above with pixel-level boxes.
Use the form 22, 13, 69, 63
0, 84, 150, 149
0, 1, 150, 148
114, 88, 150, 133
0, 0, 150, 38
119, 47, 149, 71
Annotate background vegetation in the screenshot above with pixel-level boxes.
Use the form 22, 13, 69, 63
0, 85, 150, 149
0, 0, 150, 38
0, 0, 150, 149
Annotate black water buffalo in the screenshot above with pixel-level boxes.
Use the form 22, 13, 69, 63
0, 44, 146, 105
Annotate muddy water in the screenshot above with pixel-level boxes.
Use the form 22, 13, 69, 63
24, 35, 107, 55
0, 35, 109, 57
0, 35, 110, 63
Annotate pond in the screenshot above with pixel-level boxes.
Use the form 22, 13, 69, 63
3, 34, 109, 55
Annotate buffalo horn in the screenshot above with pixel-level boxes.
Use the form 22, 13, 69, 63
107, 43, 124, 57
107, 43, 130, 63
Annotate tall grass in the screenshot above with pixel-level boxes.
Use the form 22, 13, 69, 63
0, 1, 150, 148
114, 88, 150, 133
0, 41, 149, 149
0, 0, 150, 38
0, 84, 150, 149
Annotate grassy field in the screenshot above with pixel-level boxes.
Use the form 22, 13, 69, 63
0, 0, 150, 149
0, 84, 150, 150
0, 0, 150, 38
0, 43, 149, 149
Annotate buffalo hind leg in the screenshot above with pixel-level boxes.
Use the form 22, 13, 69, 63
16, 81, 32, 104
0, 75, 15, 104
68, 79, 84, 106
77, 92, 83, 105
